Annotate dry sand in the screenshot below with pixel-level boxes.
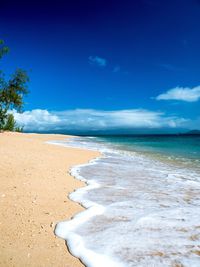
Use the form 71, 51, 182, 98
0, 132, 100, 267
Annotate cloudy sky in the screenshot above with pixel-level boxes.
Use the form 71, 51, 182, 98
1, 0, 200, 133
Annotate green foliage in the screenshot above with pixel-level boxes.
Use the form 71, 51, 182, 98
0, 40, 9, 59
0, 39, 29, 131
0, 107, 7, 128
15, 126, 23, 132
1, 68, 29, 111
3, 113, 16, 131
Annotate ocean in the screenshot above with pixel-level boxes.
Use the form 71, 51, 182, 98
50, 134, 200, 267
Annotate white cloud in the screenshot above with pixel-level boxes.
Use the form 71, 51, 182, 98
155, 86, 200, 102
12, 109, 60, 132
88, 56, 107, 67
12, 108, 189, 132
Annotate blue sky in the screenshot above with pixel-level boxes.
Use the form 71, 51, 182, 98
0, 0, 200, 133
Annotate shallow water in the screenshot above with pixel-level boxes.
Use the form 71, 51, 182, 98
51, 136, 200, 267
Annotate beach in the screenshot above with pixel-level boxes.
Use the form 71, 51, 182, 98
53, 135, 200, 267
0, 132, 99, 267
1, 132, 200, 267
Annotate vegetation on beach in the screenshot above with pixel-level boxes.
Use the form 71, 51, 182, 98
0, 39, 29, 132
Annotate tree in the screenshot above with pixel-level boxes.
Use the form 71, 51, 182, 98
0, 40, 29, 131
3, 113, 16, 131
0, 40, 9, 59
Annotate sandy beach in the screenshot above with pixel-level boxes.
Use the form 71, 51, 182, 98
0, 132, 99, 267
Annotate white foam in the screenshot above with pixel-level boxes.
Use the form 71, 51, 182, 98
55, 160, 125, 267
49, 137, 200, 267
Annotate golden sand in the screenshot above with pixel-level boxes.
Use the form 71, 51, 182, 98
0, 132, 100, 267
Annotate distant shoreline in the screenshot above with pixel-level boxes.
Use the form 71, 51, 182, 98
22, 131, 200, 137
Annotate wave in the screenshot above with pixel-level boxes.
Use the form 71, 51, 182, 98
49, 137, 200, 267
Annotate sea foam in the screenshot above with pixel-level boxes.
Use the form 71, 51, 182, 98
49, 137, 200, 267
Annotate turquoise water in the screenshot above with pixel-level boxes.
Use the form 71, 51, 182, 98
96, 134, 200, 168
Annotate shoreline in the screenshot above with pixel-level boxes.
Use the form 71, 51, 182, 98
59, 136, 200, 267
0, 132, 100, 267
